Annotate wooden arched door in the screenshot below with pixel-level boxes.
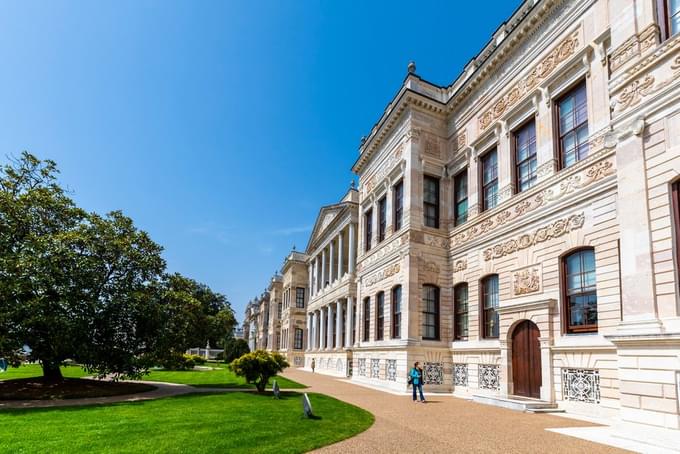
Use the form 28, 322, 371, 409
511, 320, 542, 398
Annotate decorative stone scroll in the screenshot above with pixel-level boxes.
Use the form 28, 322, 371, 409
453, 259, 467, 272
615, 74, 655, 112
562, 368, 600, 403
478, 30, 580, 131
483, 212, 585, 260
512, 266, 541, 296
451, 155, 612, 250
609, 24, 659, 72
424, 234, 450, 249
364, 263, 401, 287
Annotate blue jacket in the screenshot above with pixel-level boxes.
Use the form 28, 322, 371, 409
409, 367, 422, 385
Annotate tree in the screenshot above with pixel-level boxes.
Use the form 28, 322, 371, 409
0, 153, 166, 381
229, 350, 289, 392
222, 338, 250, 363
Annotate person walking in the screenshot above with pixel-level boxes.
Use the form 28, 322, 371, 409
311, 358, 316, 373
409, 361, 426, 403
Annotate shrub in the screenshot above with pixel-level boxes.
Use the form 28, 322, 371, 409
229, 350, 289, 392
159, 352, 195, 370
188, 354, 207, 365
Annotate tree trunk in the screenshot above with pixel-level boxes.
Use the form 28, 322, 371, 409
256, 377, 266, 393
42, 361, 64, 382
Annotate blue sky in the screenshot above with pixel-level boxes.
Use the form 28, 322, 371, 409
0, 1, 518, 321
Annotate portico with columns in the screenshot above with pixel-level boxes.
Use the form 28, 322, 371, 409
304, 186, 360, 377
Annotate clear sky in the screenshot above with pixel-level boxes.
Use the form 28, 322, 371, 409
0, 1, 519, 322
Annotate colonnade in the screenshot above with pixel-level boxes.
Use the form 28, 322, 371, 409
308, 223, 356, 297
306, 297, 356, 350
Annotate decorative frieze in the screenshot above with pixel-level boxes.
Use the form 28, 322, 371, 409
478, 30, 580, 131
562, 368, 600, 403
357, 233, 407, 272
479, 364, 501, 390
386, 359, 397, 381
454, 363, 468, 387
512, 266, 541, 296
423, 362, 444, 385
364, 263, 401, 287
609, 24, 660, 72
615, 74, 655, 112
483, 212, 585, 260
424, 233, 450, 249
362, 143, 404, 197
450, 154, 613, 250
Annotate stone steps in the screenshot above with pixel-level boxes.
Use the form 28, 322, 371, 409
472, 394, 561, 413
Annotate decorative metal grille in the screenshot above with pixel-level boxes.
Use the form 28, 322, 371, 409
336, 359, 344, 373
371, 359, 380, 379
293, 356, 303, 367
562, 368, 600, 403
454, 363, 468, 387
358, 358, 367, 376
423, 362, 444, 385
479, 364, 500, 390
319, 358, 325, 369
386, 359, 397, 381
348, 360, 353, 377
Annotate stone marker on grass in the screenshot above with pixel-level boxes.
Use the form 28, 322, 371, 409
272, 379, 280, 399
302, 393, 313, 418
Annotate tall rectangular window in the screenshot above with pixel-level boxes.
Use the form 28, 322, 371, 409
481, 275, 499, 339
557, 81, 589, 169
378, 196, 387, 242
295, 287, 305, 308
422, 285, 440, 340
454, 170, 468, 226
364, 209, 373, 252
514, 120, 537, 192
454, 283, 469, 340
277, 302, 282, 319
481, 149, 498, 211
392, 286, 401, 338
376, 292, 384, 340
363, 297, 370, 341
424, 176, 440, 228
393, 180, 403, 231
563, 248, 598, 333
658, 0, 680, 40
294, 328, 303, 350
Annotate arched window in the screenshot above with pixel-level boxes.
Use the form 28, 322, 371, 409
481, 275, 499, 339
392, 286, 402, 339
454, 283, 469, 340
562, 248, 598, 333
363, 297, 370, 341
422, 285, 440, 340
376, 292, 385, 340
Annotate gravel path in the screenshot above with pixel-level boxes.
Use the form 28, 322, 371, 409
281, 369, 630, 454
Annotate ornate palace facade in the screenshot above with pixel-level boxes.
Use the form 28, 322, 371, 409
250, 0, 680, 436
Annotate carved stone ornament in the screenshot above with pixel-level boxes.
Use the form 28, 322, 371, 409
362, 144, 403, 197
615, 74, 655, 112
456, 131, 467, 150
478, 30, 580, 131
512, 267, 541, 296
483, 212, 585, 260
609, 24, 659, 72
453, 259, 467, 272
358, 233, 407, 271
364, 263, 400, 287
424, 234, 450, 249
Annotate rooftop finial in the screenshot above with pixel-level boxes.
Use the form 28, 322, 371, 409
350, 180, 356, 189
360, 135, 367, 145
407, 60, 416, 74
292, 244, 296, 251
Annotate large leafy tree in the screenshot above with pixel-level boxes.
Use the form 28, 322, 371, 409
0, 153, 166, 381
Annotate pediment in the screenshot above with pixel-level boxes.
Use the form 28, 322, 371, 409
306, 204, 346, 252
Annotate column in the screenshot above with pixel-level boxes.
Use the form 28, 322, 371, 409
306, 313, 312, 350
308, 263, 314, 297
348, 223, 356, 274
329, 239, 335, 285
335, 300, 343, 349
326, 304, 334, 350
345, 296, 354, 348
319, 308, 325, 350
314, 311, 320, 349
316, 256, 321, 293
321, 248, 327, 290
338, 229, 344, 279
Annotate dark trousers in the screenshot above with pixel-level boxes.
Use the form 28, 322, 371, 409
412, 383, 425, 401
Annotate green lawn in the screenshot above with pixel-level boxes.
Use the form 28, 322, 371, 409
0, 364, 88, 381
0, 392, 374, 453
1, 363, 305, 390
143, 367, 305, 389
